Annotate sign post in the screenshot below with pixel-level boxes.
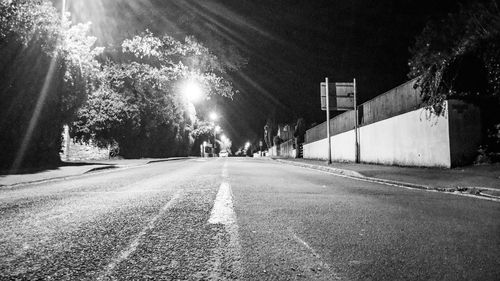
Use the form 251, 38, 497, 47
325, 78, 332, 164
320, 79, 358, 164
354, 78, 359, 163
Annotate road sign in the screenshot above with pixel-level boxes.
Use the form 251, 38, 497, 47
320, 82, 354, 111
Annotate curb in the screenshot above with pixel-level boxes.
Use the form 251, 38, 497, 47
274, 159, 500, 202
84, 165, 118, 174
0, 157, 192, 189
274, 159, 364, 178
146, 157, 193, 164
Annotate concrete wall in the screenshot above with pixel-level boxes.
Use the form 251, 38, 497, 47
305, 110, 355, 144
303, 129, 359, 163
448, 100, 481, 166
268, 140, 297, 158
268, 146, 278, 157
306, 79, 420, 144
303, 138, 328, 160
304, 132, 356, 162
332, 130, 356, 162
361, 78, 422, 126
303, 100, 481, 167
279, 139, 296, 158
359, 105, 451, 167
60, 125, 109, 161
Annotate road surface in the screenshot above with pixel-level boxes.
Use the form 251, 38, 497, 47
1, 158, 499, 280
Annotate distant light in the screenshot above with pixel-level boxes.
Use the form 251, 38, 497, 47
215, 125, 221, 133
182, 81, 203, 103
245, 142, 250, 149
209, 112, 219, 121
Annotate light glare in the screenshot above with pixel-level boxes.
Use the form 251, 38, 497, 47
182, 81, 203, 103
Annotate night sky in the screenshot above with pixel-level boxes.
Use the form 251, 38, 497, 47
62, 0, 472, 149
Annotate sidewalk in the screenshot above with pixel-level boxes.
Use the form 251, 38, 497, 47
274, 158, 500, 200
0, 158, 187, 187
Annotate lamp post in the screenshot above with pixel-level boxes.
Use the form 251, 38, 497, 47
245, 141, 251, 156
210, 112, 219, 157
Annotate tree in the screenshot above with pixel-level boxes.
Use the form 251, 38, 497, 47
294, 117, 306, 144
264, 110, 278, 148
408, 0, 500, 114
0, 0, 102, 170
408, 0, 500, 159
73, 31, 239, 158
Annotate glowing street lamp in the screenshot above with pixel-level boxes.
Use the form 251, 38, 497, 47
181, 81, 203, 103
209, 112, 219, 121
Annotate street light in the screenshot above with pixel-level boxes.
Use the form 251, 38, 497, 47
244, 141, 251, 156
181, 81, 203, 103
209, 112, 218, 121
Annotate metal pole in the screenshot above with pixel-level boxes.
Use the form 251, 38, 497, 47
213, 126, 216, 157
64, 125, 70, 160
354, 78, 359, 163
62, 0, 67, 18
325, 77, 332, 164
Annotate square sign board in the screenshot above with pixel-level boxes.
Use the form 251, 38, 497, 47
320, 82, 354, 111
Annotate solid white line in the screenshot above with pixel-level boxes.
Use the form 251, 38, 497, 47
96, 190, 183, 280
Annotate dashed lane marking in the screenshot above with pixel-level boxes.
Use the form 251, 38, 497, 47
96, 190, 183, 281
208, 160, 242, 279
292, 232, 342, 280
208, 182, 236, 225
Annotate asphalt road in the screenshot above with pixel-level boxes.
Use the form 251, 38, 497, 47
1, 158, 499, 280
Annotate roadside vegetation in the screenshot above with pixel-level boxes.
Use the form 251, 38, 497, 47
0, 0, 241, 170
408, 0, 500, 162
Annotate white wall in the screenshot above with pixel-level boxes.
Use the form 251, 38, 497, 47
303, 130, 357, 162
359, 105, 451, 167
304, 102, 453, 167
268, 146, 278, 157
303, 138, 328, 160
331, 130, 356, 162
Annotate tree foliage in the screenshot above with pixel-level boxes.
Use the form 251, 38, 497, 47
191, 120, 216, 139
72, 31, 239, 158
408, 0, 500, 115
0, 1, 240, 167
0, 0, 102, 169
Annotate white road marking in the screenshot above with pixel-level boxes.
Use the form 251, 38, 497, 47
208, 160, 242, 279
208, 182, 236, 225
96, 190, 183, 280
292, 232, 341, 280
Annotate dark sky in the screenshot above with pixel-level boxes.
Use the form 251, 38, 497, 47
63, 0, 470, 149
